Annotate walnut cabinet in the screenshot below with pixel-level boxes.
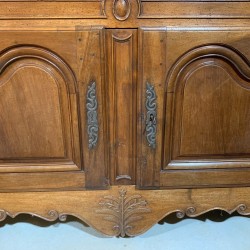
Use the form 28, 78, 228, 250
0, 0, 249, 237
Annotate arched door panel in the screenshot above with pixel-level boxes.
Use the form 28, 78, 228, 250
161, 45, 250, 188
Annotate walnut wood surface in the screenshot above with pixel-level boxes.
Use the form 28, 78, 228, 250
106, 29, 137, 185
76, 27, 108, 189
138, 27, 250, 189
0, 0, 249, 237
0, 186, 250, 237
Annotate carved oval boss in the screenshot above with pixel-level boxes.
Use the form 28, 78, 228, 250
113, 0, 131, 21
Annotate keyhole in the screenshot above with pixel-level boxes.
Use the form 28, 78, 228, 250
149, 114, 156, 124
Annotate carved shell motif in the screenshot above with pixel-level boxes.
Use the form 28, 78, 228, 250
113, 0, 131, 21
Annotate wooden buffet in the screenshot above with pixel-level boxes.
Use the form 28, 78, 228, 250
0, 0, 249, 237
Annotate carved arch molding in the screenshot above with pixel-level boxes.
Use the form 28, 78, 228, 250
0, 45, 81, 172
166, 44, 250, 92
159, 44, 250, 187
0, 45, 77, 93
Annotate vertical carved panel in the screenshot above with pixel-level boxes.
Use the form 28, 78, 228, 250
107, 30, 137, 185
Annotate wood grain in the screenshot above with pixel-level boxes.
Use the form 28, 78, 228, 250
107, 29, 137, 185
0, 186, 250, 236
77, 27, 108, 189
0, 0, 249, 237
177, 59, 250, 157
161, 42, 250, 188
138, 27, 167, 188
0, 2, 105, 19
139, 2, 250, 19
0, 38, 84, 189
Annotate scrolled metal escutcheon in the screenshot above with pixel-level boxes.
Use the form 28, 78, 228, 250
145, 82, 157, 148
86, 81, 99, 149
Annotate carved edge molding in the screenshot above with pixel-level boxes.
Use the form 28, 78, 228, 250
96, 188, 151, 237
86, 81, 99, 149
0, 203, 249, 237
145, 82, 157, 149
137, 0, 142, 17
0, 209, 68, 222
175, 204, 249, 219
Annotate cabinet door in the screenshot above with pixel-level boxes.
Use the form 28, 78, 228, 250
0, 28, 107, 191
138, 27, 250, 188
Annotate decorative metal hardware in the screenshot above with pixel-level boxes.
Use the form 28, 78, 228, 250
145, 82, 157, 148
96, 188, 151, 237
116, 175, 132, 181
86, 82, 99, 149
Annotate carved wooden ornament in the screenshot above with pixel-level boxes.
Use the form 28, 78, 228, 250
175, 204, 249, 219
96, 188, 151, 237
113, 0, 131, 21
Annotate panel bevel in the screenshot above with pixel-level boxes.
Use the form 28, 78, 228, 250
160, 44, 250, 188
0, 45, 81, 173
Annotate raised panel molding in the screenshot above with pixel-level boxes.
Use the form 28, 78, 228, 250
0, 46, 81, 173
160, 44, 250, 188
177, 59, 250, 158
0, 61, 66, 159
165, 44, 250, 165
107, 30, 137, 185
